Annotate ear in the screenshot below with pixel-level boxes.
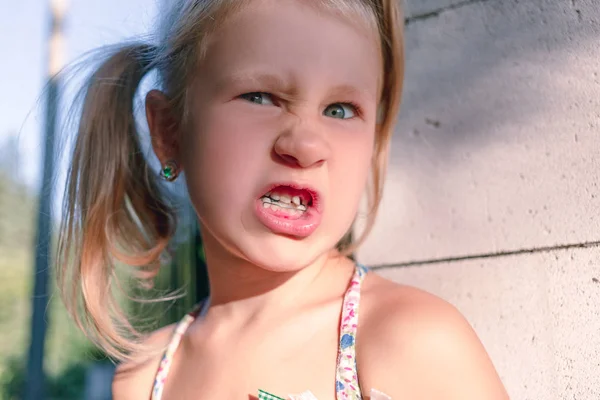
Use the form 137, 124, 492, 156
146, 89, 181, 167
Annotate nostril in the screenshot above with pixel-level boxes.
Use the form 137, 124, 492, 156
279, 153, 300, 166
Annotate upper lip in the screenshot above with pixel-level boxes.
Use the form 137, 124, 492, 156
258, 181, 322, 212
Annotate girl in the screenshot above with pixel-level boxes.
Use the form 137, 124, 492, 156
58, 0, 509, 399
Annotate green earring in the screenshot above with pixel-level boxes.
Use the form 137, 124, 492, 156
160, 160, 179, 182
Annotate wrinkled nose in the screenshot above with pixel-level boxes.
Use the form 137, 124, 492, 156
273, 120, 331, 168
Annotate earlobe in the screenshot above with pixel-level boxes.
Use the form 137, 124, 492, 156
159, 160, 180, 182
146, 89, 181, 166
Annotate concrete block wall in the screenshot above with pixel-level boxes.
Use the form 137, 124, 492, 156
356, 0, 600, 398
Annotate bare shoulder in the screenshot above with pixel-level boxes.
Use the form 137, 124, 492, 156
357, 272, 509, 399
112, 324, 176, 400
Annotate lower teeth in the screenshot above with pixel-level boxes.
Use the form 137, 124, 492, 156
273, 205, 297, 214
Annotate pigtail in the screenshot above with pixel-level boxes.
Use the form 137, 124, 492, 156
57, 43, 177, 361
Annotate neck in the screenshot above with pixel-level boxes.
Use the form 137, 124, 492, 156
200, 233, 352, 321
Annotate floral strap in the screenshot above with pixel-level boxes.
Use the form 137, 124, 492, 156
259, 264, 370, 400
335, 264, 368, 399
151, 265, 371, 400
151, 300, 209, 400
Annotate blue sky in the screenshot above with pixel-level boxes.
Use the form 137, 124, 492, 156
1, 0, 159, 188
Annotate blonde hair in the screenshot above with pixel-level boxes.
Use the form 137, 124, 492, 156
57, 0, 404, 362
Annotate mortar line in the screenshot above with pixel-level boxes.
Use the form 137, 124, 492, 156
405, 0, 493, 25
369, 240, 600, 270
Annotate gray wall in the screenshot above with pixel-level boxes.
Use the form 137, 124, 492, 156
357, 0, 600, 398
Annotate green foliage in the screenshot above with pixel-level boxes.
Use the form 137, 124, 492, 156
0, 357, 24, 400
0, 135, 94, 399
0, 133, 205, 398
0, 355, 98, 400
0, 136, 35, 258
0, 149, 38, 399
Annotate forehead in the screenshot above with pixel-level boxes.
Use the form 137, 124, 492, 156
199, 0, 382, 97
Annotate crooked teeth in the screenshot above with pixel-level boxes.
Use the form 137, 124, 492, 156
280, 195, 291, 204
261, 194, 308, 212
262, 193, 304, 206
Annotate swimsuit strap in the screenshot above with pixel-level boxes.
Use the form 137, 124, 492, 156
150, 264, 369, 400
151, 299, 209, 400
335, 263, 369, 400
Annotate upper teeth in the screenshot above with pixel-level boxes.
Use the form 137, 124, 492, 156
262, 192, 307, 210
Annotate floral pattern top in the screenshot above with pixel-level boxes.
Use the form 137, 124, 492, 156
151, 263, 379, 400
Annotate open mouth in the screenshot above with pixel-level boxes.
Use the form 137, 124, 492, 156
259, 186, 314, 218
255, 184, 322, 237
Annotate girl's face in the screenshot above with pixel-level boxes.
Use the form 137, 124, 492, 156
182, 0, 382, 270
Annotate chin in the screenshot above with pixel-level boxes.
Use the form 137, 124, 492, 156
199, 207, 349, 272
238, 234, 334, 272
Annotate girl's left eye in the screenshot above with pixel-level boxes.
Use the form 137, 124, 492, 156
240, 92, 275, 106
323, 103, 357, 119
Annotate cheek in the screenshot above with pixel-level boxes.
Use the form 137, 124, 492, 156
181, 106, 270, 214
329, 130, 375, 218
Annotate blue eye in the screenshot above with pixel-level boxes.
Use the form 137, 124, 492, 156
324, 103, 356, 119
240, 92, 275, 106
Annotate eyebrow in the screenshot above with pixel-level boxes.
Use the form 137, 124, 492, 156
327, 84, 374, 102
215, 71, 294, 94
215, 71, 375, 102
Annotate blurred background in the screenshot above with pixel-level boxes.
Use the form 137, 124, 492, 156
1, 0, 599, 399
0, 1, 208, 399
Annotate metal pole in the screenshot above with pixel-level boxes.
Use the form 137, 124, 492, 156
24, 1, 66, 399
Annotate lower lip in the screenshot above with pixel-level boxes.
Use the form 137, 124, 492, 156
254, 199, 322, 238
